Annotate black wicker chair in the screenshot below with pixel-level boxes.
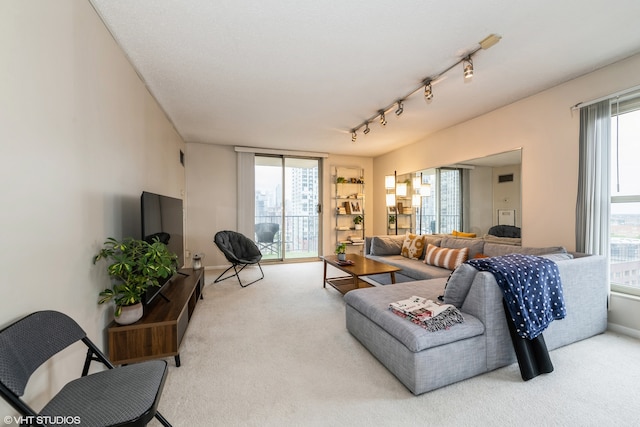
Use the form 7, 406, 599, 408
214, 230, 264, 287
0, 310, 172, 427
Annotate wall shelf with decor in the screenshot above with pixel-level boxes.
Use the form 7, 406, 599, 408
333, 166, 365, 254
385, 172, 416, 235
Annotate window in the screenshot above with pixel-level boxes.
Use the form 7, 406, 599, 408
416, 168, 462, 234
610, 96, 640, 296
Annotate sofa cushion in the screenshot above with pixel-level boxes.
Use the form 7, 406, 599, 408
443, 263, 479, 308
424, 244, 469, 270
370, 235, 404, 256
401, 233, 426, 260
366, 255, 452, 280
344, 280, 485, 352
440, 237, 485, 259
483, 242, 567, 257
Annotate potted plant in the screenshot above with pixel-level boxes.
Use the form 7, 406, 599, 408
353, 215, 363, 230
389, 215, 396, 226
335, 242, 347, 261
94, 237, 178, 325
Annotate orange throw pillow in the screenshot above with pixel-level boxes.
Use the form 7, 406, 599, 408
423, 243, 469, 270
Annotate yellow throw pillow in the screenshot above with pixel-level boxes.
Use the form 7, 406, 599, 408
401, 232, 426, 260
452, 230, 477, 238
424, 243, 469, 270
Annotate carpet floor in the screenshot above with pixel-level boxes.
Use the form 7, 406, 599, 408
150, 261, 640, 427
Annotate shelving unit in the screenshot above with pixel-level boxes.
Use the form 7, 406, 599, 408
333, 166, 365, 254
387, 174, 414, 235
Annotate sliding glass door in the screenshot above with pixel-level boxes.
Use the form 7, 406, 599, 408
254, 155, 320, 261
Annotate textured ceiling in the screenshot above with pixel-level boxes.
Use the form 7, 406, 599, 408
90, 0, 640, 157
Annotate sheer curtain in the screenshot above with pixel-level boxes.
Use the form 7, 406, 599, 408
576, 99, 610, 255
236, 151, 255, 238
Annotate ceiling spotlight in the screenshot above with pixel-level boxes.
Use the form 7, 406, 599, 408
463, 56, 474, 79
351, 130, 357, 142
395, 101, 404, 116
424, 82, 433, 101
363, 122, 370, 134
379, 110, 387, 126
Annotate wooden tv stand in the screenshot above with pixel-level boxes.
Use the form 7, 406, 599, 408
107, 268, 204, 367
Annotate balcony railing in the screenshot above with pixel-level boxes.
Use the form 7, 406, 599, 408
255, 215, 318, 257
415, 214, 461, 234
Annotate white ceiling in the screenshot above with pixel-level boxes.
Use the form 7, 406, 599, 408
90, 0, 640, 158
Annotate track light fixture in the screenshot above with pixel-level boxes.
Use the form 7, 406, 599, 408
347, 34, 501, 141
424, 81, 433, 101
463, 56, 474, 79
395, 100, 404, 116
379, 110, 387, 126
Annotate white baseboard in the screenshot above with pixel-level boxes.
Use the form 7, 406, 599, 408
607, 323, 640, 339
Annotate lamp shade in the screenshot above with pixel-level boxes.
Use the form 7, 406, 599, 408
412, 176, 421, 189
420, 183, 432, 197
386, 193, 396, 207
396, 182, 407, 197
385, 175, 395, 189
412, 194, 421, 207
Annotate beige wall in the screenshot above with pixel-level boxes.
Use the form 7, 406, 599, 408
0, 1, 185, 414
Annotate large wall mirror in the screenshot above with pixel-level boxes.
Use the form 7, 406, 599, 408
395, 149, 521, 237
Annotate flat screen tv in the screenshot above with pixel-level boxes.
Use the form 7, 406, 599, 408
140, 191, 184, 305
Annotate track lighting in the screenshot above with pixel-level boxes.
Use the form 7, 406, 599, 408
347, 34, 501, 141
463, 56, 474, 79
424, 81, 433, 101
395, 101, 404, 116
379, 110, 387, 126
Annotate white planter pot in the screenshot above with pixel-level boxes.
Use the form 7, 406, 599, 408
354, 224, 362, 230
115, 303, 143, 325
337, 253, 346, 261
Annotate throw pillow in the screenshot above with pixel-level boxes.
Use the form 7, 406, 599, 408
443, 263, 478, 308
401, 232, 426, 260
424, 243, 469, 270
370, 235, 404, 256
452, 230, 477, 238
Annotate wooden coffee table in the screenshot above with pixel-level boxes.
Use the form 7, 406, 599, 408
323, 253, 401, 295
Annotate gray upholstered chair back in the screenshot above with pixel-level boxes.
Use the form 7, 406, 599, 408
0, 311, 85, 396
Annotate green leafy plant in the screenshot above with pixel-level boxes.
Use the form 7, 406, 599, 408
335, 242, 347, 255
388, 215, 396, 224
353, 215, 363, 225
94, 237, 178, 316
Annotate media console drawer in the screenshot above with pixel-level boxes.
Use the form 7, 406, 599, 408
107, 268, 203, 366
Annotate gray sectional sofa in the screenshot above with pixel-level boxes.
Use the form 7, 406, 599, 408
363, 234, 568, 282
344, 234, 608, 395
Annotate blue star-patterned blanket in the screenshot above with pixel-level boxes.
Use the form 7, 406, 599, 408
466, 254, 566, 339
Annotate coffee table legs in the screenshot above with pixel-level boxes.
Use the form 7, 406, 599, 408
390, 272, 396, 284
323, 260, 327, 288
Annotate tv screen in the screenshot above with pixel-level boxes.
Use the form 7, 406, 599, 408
141, 191, 184, 304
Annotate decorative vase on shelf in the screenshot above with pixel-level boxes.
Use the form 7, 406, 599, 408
115, 303, 143, 325
338, 253, 346, 261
